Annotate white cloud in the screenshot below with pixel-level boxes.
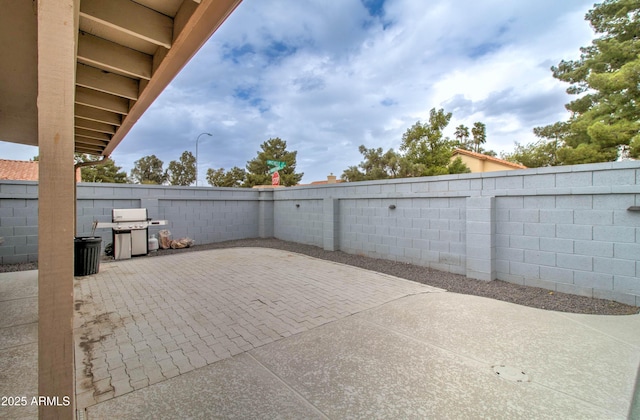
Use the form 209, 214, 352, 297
0, 0, 597, 182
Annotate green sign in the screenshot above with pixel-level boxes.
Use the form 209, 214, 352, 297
267, 160, 286, 168
267, 160, 286, 173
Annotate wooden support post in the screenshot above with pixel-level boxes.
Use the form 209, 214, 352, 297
37, 0, 78, 418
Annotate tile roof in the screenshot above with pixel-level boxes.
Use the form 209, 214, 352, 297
0, 159, 82, 182
452, 148, 527, 169
0, 159, 39, 181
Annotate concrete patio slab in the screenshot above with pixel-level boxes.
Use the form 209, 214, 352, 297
74, 248, 441, 410
0, 270, 38, 420
351, 292, 640, 415
85, 353, 327, 420
1, 248, 639, 419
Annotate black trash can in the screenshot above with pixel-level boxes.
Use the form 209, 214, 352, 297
74, 237, 102, 276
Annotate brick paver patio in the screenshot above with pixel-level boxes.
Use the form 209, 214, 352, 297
74, 248, 441, 409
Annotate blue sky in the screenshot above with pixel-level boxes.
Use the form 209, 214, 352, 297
1, 0, 596, 184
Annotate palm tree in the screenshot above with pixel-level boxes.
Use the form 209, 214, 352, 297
471, 122, 486, 153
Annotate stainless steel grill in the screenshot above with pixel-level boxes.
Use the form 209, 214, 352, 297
95, 208, 167, 260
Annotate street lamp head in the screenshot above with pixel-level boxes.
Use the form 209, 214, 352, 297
195, 132, 212, 186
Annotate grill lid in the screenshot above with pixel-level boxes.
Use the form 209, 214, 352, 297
112, 208, 148, 222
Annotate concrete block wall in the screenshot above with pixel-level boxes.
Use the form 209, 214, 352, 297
337, 197, 467, 274
0, 182, 261, 263
0, 181, 38, 264
272, 161, 640, 306
76, 184, 260, 249
273, 198, 324, 247
1, 161, 639, 306
494, 193, 640, 305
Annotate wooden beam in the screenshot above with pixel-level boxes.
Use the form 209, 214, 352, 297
75, 128, 111, 142
75, 104, 122, 126
80, 0, 173, 48
77, 32, 152, 79
75, 139, 109, 151
76, 63, 139, 100
104, 0, 243, 156
37, 0, 77, 417
75, 117, 116, 134
75, 86, 130, 115
75, 144, 105, 154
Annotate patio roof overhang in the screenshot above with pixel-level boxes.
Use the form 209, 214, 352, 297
0, 0, 242, 156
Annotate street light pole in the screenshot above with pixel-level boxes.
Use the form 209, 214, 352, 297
195, 132, 212, 186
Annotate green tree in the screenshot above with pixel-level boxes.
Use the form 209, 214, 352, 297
471, 122, 487, 153
245, 138, 304, 187
206, 166, 246, 187
75, 154, 128, 183
400, 108, 469, 176
501, 141, 558, 168
130, 155, 166, 184
341, 146, 407, 181
165, 151, 196, 186
537, 0, 640, 162
454, 124, 471, 150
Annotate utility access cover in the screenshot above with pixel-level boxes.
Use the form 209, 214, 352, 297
492, 365, 530, 383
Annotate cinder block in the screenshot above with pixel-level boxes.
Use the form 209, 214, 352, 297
557, 254, 593, 271
412, 238, 429, 250
613, 243, 640, 260
524, 174, 556, 190
593, 194, 633, 210
556, 224, 592, 240
593, 225, 635, 243
430, 240, 449, 252
574, 210, 613, 225
556, 282, 593, 298
412, 218, 429, 230
466, 221, 491, 235
429, 219, 449, 231
524, 223, 555, 238
556, 195, 592, 209
449, 179, 470, 191
495, 234, 509, 248
509, 209, 540, 223
556, 172, 592, 188
429, 198, 449, 208
449, 220, 465, 232
496, 247, 523, 262
594, 257, 636, 276
495, 176, 523, 190
613, 209, 639, 225
593, 169, 635, 186
510, 261, 540, 278
439, 252, 461, 266
495, 259, 510, 275
540, 237, 574, 253
524, 195, 556, 208
497, 271, 525, 285
496, 222, 523, 235
509, 235, 539, 250
574, 240, 613, 257
540, 209, 574, 224
449, 242, 466, 256
468, 244, 494, 260
482, 178, 496, 190
574, 271, 613, 290
420, 208, 439, 219
421, 249, 438, 262
613, 275, 640, 293
524, 249, 556, 266
496, 196, 524, 209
